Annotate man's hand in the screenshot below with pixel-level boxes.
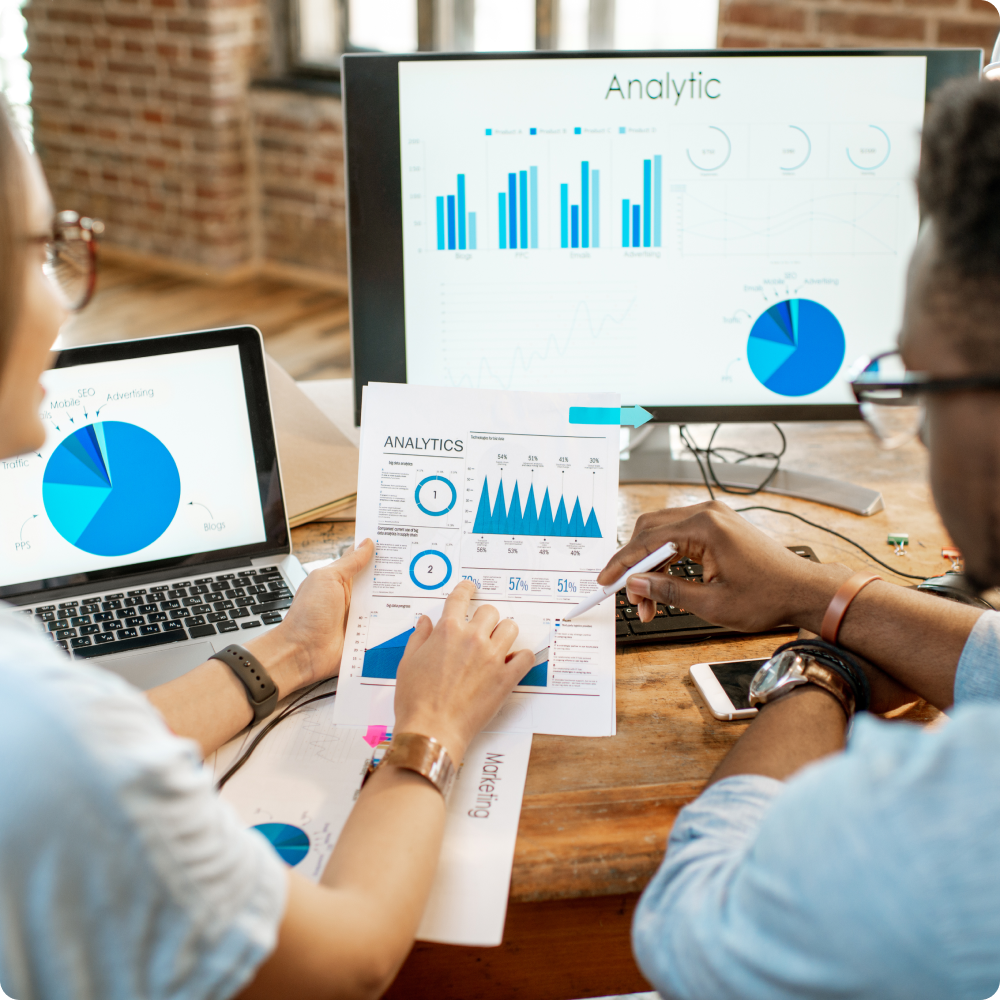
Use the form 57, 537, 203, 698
598, 501, 851, 632
393, 581, 534, 762
246, 539, 375, 696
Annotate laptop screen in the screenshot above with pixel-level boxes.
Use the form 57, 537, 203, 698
0, 327, 286, 601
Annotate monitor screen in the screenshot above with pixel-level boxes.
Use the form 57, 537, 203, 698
345, 49, 982, 423
0, 329, 286, 600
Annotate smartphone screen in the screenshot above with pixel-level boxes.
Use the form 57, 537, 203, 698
709, 659, 769, 710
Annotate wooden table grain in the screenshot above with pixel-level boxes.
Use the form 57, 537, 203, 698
292, 422, 950, 1000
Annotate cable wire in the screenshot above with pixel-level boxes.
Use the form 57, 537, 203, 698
216, 683, 337, 790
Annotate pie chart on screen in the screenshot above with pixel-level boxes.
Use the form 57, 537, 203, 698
747, 298, 845, 397
42, 420, 181, 557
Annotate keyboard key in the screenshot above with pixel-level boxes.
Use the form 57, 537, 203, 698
70, 636, 93, 648
48, 620, 69, 632
138, 604, 158, 615
217, 621, 239, 633
267, 581, 288, 592
58, 600, 79, 610
225, 588, 246, 599
184, 615, 206, 627
102, 600, 122, 611
241, 620, 262, 629
116, 609, 134, 619
210, 582, 228, 593
102, 621, 118, 632
69, 615, 92, 627
212, 600, 235, 611
139, 624, 161, 635
116, 628, 139, 640
169, 609, 190, 620
256, 598, 293, 615
80, 624, 101, 636
124, 616, 145, 627
94, 611, 114, 623
126, 589, 147, 597
235, 596, 257, 608
616, 621, 631, 637
229, 607, 249, 620
258, 570, 282, 580
166, 589, 187, 600
37, 610, 56, 622
146, 611, 167, 623
189, 624, 217, 638
245, 584, 267, 595
174, 581, 192, 589
194, 577, 213, 585
162, 620, 184, 632
55, 628, 77, 640
159, 600, 180, 610
207, 612, 229, 623
181, 597, 205, 607
95, 633, 116, 645
150, 585, 170, 593
74, 629, 189, 659
124, 596, 146, 608
614, 609, 623, 621
623, 607, 640, 619
260, 612, 283, 625
103, 593, 124, 600
80, 604, 99, 615
215, 573, 235, 581
36, 604, 55, 612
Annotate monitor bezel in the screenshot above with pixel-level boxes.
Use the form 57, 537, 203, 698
344, 46, 983, 426
1, 326, 289, 602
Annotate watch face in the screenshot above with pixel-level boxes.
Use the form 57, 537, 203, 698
749, 649, 806, 703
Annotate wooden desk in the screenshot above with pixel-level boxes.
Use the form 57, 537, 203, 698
292, 422, 950, 1000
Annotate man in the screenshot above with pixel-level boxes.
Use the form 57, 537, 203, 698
600, 77, 1000, 999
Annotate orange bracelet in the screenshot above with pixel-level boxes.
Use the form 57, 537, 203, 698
820, 571, 881, 644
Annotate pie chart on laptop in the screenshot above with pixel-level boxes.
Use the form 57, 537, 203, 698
747, 298, 845, 397
43, 420, 181, 557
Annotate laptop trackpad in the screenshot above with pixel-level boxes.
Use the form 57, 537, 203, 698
97, 641, 216, 690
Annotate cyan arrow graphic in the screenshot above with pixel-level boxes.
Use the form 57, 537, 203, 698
569, 406, 653, 428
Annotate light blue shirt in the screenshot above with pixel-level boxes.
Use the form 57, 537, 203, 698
0, 613, 287, 1000
633, 611, 1000, 1000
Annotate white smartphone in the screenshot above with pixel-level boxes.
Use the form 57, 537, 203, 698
690, 658, 770, 720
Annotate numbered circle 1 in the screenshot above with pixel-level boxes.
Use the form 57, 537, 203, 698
409, 550, 453, 590
415, 475, 457, 516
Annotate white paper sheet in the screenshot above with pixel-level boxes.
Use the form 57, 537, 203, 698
211, 691, 532, 946
334, 382, 620, 737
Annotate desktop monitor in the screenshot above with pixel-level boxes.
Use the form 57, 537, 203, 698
344, 48, 981, 431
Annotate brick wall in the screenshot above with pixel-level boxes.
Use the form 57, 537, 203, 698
718, 0, 999, 54
25, 0, 266, 271
251, 87, 347, 276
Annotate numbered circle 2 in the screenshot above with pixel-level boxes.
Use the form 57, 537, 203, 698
409, 550, 453, 590
415, 475, 457, 516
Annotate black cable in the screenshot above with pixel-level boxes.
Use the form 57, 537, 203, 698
216, 684, 337, 790
735, 505, 930, 581
680, 423, 788, 498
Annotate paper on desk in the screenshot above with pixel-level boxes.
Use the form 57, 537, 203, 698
212, 689, 532, 947
334, 382, 619, 738
267, 357, 359, 527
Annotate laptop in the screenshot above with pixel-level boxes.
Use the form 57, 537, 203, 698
1, 326, 306, 690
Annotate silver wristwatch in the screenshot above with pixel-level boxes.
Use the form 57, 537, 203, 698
749, 648, 856, 719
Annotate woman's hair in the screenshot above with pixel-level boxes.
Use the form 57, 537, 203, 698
0, 94, 27, 370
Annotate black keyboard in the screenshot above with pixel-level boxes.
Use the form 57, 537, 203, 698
14, 566, 294, 658
616, 545, 820, 646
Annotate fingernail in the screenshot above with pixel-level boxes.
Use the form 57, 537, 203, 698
628, 575, 650, 598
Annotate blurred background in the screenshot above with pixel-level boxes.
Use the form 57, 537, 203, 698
1, 0, 997, 379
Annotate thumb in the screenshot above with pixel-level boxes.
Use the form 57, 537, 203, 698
333, 537, 374, 579
627, 572, 706, 612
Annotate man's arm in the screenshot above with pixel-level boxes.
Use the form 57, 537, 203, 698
600, 502, 983, 709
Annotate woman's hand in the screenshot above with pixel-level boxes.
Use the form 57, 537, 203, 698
392, 581, 534, 762
246, 539, 375, 697
598, 501, 851, 633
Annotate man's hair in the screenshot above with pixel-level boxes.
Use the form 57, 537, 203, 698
916, 78, 1000, 369
0, 94, 27, 372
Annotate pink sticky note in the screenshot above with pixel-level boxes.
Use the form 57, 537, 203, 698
364, 725, 387, 748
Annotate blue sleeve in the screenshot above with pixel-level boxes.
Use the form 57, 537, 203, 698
954, 611, 1000, 705
632, 713, 1000, 1000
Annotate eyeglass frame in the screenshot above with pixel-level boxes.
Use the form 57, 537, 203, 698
850, 349, 1000, 403
28, 210, 104, 312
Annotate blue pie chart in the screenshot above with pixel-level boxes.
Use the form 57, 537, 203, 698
747, 298, 845, 397
43, 421, 181, 557
253, 823, 310, 867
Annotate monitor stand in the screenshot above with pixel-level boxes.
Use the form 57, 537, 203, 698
619, 425, 884, 517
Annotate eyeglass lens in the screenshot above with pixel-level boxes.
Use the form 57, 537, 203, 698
856, 352, 925, 450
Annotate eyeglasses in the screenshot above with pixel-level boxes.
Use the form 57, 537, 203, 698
850, 349, 1000, 448
42, 210, 104, 312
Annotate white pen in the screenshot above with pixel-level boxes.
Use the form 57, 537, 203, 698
562, 541, 678, 621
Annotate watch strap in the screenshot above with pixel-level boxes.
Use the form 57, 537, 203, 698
821, 572, 881, 644
370, 733, 457, 801
801, 660, 855, 719
210, 644, 278, 723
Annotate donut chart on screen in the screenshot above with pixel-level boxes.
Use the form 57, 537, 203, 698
42, 421, 181, 557
747, 298, 846, 397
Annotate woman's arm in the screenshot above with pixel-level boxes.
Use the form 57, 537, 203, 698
146, 541, 374, 756
238, 582, 534, 1000
601, 502, 982, 709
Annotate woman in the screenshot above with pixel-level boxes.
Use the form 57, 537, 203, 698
0, 96, 534, 1000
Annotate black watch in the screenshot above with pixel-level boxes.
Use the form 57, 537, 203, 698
210, 644, 279, 723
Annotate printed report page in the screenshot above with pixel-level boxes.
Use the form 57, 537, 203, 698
334, 382, 620, 738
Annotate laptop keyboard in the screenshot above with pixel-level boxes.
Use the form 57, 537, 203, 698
15, 566, 293, 659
